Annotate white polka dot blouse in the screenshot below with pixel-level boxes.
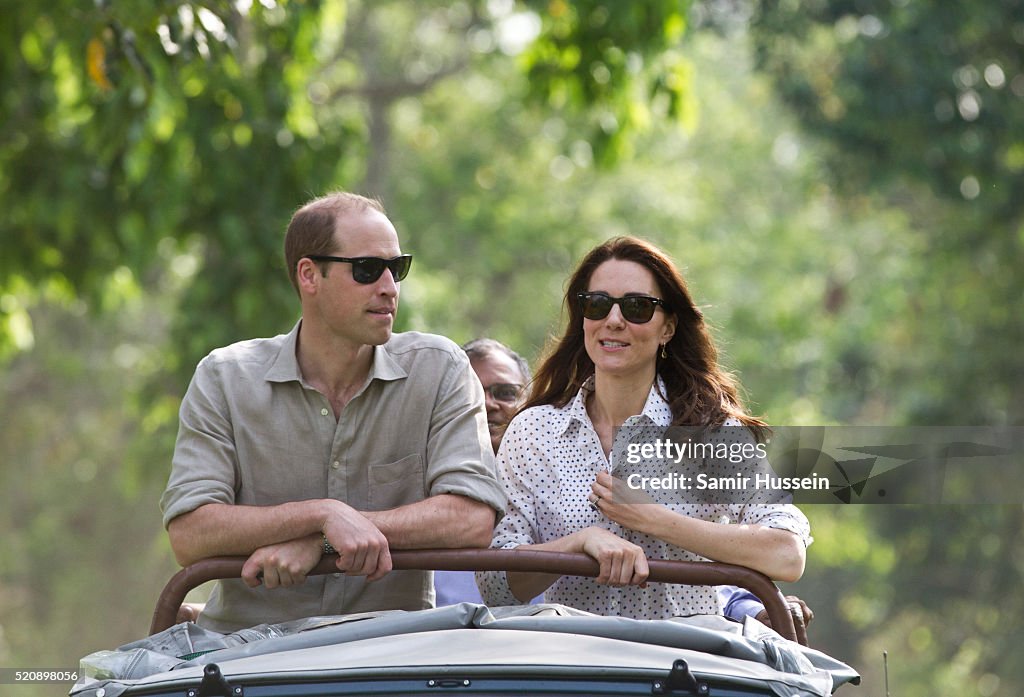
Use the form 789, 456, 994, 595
476, 376, 812, 619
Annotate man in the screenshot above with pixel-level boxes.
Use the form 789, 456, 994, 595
161, 192, 505, 633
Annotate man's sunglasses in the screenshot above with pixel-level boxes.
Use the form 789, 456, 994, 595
577, 291, 666, 324
306, 255, 412, 284
483, 383, 523, 403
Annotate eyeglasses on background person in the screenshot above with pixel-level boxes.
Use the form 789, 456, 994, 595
482, 383, 523, 403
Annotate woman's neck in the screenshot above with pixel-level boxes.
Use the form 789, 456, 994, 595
588, 369, 656, 433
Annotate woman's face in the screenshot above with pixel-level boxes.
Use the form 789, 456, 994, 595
582, 259, 676, 382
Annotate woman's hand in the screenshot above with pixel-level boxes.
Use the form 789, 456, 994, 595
590, 471, 660, 534
592, 470, 806, 582
576, 526, 650, 587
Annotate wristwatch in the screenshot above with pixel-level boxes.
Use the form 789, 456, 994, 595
322, 534, 336, 555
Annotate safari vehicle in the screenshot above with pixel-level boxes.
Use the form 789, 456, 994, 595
72, 550, 859, 697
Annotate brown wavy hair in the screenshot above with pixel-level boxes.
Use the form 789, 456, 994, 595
524, 236, 767, 438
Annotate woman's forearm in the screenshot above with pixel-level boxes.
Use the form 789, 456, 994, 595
643, 508, 805, 582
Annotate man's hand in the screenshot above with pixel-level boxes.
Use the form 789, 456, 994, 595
322, 500, 393, 581
241, 533, 323, 588
755, 595, 814, 630
577, 526, 650, 587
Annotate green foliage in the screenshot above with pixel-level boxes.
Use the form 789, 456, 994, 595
751, 0, 1024, 210
801, 506, 1024, 697
0, 291, 183, 697
742, 3, 1024, 693
519, 0, 695, 162
748, 0, 1024, 426
1, 0, 351, 375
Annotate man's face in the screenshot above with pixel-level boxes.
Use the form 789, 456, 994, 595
470, 352, 525, 453
305, 208, 403, 349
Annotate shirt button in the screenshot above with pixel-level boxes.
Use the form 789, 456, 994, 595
332, 461, 340, 470
321, 408, 329, 416
333, 573, 342, 579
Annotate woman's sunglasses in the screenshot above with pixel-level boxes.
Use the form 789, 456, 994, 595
577, 291, 666, 324
306, 255, 413, 284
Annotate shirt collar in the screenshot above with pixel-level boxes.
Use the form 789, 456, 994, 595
368, 342, 408, 382
555, 374, 673, 436
264, 320, 304, 383
264, 320, 407, 385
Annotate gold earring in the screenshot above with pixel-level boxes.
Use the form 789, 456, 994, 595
660, 344, 668, 359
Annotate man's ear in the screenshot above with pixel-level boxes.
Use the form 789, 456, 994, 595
296, 258, 321, 295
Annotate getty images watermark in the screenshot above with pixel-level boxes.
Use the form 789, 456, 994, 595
616, 426, 1024, 504
624, 438, 830, 493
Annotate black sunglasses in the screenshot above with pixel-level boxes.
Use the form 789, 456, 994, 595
577, 291, 666, 324
307, 255, 412, 284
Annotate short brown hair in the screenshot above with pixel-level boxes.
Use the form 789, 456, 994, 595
283, 192, 386, 294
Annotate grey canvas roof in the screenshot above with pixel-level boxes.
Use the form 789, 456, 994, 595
73, 604, 859, 697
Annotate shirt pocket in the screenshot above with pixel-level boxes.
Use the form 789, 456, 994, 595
368, 453, 426, 510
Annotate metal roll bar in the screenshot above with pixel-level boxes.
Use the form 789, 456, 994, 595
151, 548, 805, 643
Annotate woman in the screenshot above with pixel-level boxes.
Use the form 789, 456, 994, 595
477, 236, 810, 619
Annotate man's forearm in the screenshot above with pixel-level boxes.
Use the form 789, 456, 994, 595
169, 495, 496, 567
167, 500, 334, 566
364, 494, 496, 549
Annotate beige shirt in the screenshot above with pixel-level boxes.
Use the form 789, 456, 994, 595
161, 322, 506, 633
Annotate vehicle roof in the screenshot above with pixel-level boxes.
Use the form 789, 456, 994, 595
73, 604, 859, 697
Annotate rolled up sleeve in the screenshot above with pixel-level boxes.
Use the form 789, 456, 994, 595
160, 357, 238, 528
424, 351, 506, 518
739, 503, 813, 547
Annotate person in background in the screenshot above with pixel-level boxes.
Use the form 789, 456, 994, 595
161, 192, 504, 632
720, 587, 813, 630
463, 339, 531, 455
477, 236, 812, 622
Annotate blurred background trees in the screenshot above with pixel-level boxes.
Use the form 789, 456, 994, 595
1, 1, 1021, 695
